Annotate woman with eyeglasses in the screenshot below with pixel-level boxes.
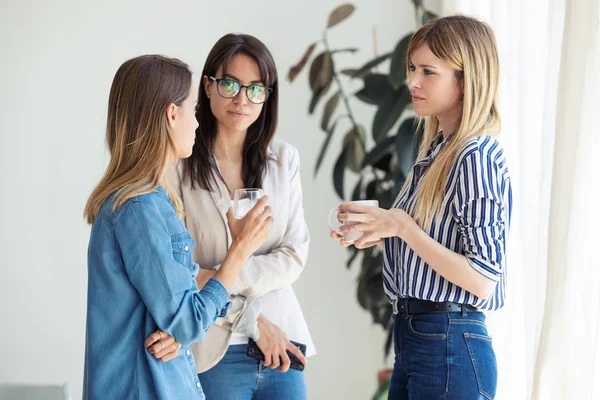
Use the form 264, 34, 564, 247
148, 34, 315, 399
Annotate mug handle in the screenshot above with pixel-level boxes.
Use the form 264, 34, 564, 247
328, 207, 341, 233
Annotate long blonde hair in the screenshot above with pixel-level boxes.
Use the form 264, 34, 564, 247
404, 15, 501, 227
84, 55, 192, 224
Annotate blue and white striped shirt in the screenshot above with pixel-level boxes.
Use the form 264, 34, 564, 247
383, 133, 512, 310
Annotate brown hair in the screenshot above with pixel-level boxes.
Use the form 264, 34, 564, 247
84, 55, 192, 224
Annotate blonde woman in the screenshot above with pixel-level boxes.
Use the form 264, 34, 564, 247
83, 55, 272, 399
332, 16, 512, 399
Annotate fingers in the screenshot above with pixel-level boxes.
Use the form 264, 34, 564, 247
354, 241, 376, 249
257, 205, 272, 221
149, 335, 176, 359
330, 230, 343, 240
279, 349, 291, 373
263, 216, 274, 229
144, 331, 162, 348
355, 234, 381, 248
339, 204, 371, 214
226, 207, 235, 223
262, 349, 273, 367
330, 230, 356, 247
160, 343, 181, 362
269, 346, 282, 369
338, 212, 369, 224
144, 331, 179, 360
249, 196, 269, 217
339, 223, 370, 233
255, 215, 274, 239
287, 341, 307, 366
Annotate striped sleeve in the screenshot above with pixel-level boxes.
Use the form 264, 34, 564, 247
453, 139, 508, 282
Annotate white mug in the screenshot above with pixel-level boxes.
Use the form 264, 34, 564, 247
328, 200, 379, 243
234, 188, 264, 219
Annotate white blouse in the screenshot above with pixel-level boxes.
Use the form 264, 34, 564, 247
176, 139, 316, 373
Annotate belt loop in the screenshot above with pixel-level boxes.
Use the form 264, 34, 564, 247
461, 304, 467, 316
401, 299, 409, 319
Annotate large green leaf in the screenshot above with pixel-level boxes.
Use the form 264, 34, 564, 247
361, 255, 387, 324
308, 85, 330, 114
346, 246, 360, 269
366, 180, 377, 199
340, 68, 358, 77
377, 188, 397, 210
422, 10, 438, 25
333, 145, 348, 199
384, 326, 394, 359
389, 34, 413, 89
372, 154, 393, 173
362, 134, 396, 168
343, 125, 366, 173
352, 53, 392, 79
309, 52, 334, 93
314, 118, 340, 177
288, 42, 317, 82
355, 73, 395, 105
372, 85, 411, 142
327, 3, 355, 28
395, 117, 424, 178
356, 266, 368, 309
371, 374, 391, 400
351, 176, 363, 201
396, 117, 417, 177
331, 47, 359, 54
321, 91, 341, 131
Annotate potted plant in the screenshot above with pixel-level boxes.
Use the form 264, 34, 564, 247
287, 2, 438, 397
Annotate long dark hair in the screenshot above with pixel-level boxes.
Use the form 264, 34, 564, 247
184, 33, 279, 191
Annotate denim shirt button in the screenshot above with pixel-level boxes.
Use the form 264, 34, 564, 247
186, 349, 191, 356
184, 245, 189, 252
196, 382, 201, 388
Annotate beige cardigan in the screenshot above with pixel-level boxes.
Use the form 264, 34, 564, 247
176, 139, 315, 373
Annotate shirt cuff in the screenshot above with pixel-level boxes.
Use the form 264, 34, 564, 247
200, 277, 232, 317
466, 257, 502, 282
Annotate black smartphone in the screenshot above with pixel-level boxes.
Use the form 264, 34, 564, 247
246, 338, 307, 371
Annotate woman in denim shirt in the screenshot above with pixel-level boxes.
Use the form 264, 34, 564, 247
82, 54, 273, 400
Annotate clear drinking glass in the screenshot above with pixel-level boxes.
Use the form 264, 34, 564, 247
233, 188, 264, 219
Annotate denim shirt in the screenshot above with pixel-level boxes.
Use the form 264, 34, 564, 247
83, 185, 231, 400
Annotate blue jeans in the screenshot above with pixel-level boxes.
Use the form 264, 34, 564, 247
198, 344, 308, 400
389, 311, 497, 400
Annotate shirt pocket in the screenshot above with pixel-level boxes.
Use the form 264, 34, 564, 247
170, 232, 196, 270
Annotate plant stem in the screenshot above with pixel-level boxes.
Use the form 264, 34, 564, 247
414, 4, 422, 28
322, 29, 364, 149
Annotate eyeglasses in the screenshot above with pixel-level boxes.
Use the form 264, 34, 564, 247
209, 76, 272, 104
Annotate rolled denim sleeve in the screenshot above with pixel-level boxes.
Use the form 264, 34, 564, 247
114, 200, 230, 345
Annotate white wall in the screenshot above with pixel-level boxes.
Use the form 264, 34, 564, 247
0, 0, 422, 398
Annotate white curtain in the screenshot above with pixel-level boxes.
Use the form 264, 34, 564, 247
432, 0, 600, 398
531, 0, 600, 398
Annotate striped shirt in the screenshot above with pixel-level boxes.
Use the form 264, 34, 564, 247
383, 133, 512, 310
